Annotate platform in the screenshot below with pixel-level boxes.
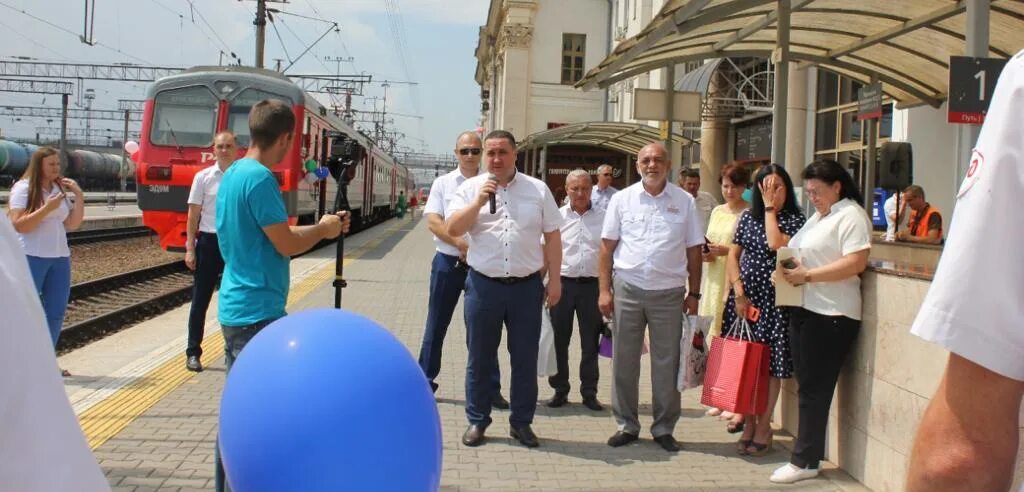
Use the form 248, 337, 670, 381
62, 216, 863, 492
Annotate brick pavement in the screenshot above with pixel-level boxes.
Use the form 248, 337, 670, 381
96, 217, 854, 491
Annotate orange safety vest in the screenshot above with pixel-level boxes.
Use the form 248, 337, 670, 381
909, 205, 942, 238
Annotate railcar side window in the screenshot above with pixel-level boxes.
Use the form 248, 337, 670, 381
228, 88, 293, 148
150, 86, 217, 147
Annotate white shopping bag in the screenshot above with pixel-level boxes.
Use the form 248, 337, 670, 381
677, 314, 711, 391
537, 308, 558, 377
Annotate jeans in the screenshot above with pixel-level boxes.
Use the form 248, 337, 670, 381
186, 232, 224, 358
215, 317, 280, 492
26, 255, 71, 348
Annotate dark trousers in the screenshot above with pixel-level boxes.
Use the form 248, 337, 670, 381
548, 277, 601, 398
464, 270, 544, 428
186, 232, 224, 358
788, 307, 860, 469
417, 252, 500, 394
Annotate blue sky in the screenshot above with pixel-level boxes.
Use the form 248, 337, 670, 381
0, 0, 487, 154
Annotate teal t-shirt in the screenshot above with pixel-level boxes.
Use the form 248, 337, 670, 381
215, 158, 289, 327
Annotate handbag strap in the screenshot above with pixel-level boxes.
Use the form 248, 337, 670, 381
725, 317, 755, 341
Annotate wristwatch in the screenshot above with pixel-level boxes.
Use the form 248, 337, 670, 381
764, 206, 776, 212
687, 292, 702, 301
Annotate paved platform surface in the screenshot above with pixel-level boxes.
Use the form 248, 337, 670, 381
80, 216, 861, 492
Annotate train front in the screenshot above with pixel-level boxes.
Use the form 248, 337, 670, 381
136, 67, 304, 251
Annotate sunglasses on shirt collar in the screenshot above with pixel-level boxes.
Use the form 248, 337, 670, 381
458, 148, 482, 156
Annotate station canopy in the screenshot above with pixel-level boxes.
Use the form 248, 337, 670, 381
518, 122, 695, 155
577, 0, 1024, 107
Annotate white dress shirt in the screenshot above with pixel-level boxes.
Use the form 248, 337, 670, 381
8, 180, 71, 258
424, 167, 478, 257
787, 198, 872, 320
559, 203, 605, 278
602, 182, 705, 290
591, 184, 618, 211
694, 190, 719, 232
449, 171, 561, 278
911, 49, 1024, 383
187, 164, 225, 234
883, 193, 908, 241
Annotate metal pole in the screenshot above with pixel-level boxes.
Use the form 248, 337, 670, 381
956, 0, 990, 198
59, 94, 68, 171
255, 0, 267, 68
121, 109, 129, 191
663, 63, 675, 164
864, 74, 879, 211
771, 0, 791, 165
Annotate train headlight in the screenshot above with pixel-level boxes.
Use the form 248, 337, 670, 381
145, 165, 172, 180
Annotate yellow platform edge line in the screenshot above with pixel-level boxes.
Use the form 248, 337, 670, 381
80, 221, 408, 450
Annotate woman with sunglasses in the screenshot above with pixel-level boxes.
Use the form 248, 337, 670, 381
7, 147, 85, 376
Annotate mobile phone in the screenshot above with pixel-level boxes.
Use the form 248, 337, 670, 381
746, 304, 761, 322
702, 236, 711, 254
53, 177, 73, 208
781, 258, 797, 269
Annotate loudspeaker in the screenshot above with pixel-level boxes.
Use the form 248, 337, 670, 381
878, 142, 912, 190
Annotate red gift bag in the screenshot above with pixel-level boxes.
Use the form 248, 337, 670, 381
700, 318, 770, 415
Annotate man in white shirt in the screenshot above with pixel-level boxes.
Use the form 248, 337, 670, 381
0, 214, 110, 492
183, 131, 236, 372
447, 130, 563, 449
546, 169, 606, 412
679, 168, 719, 232
599, 143, 704, 452
906, 50, 1024, 492
416, 131, 505, 408
591, 163, 618, 210
883, 191, 908, 241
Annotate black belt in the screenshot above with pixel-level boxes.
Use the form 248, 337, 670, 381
472, 269, 540, 285
561, 276, 597, 284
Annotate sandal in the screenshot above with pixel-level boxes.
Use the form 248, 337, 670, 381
745, 432, 774, 457
60, 368, 71, 377
726, 417, 745, 434
736, 439, 752, 455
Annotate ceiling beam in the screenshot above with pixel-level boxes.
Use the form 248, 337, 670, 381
712, 0, 816, 51
827, 1, 966, 58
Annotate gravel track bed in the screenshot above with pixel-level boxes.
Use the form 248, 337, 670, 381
70, 236, 183, 284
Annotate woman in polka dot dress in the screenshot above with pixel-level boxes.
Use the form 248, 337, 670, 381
722, 164, 805, 456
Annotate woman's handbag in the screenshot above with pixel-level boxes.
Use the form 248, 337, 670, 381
677, 315, 711, 391
700, 317, 770, 415
597, 318, 648, 359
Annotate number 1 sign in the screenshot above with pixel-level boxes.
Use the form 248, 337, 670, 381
948, 56, 1008, 124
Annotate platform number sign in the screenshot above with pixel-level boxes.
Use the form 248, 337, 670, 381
948, 56, 1007, 124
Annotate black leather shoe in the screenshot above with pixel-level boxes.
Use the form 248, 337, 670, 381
186, 356, 203, 372
510, 425, 539, 448
654, 434, 681, 452
546, 392, 569, 408
462, 424, 487, 447
607, 431, 638, 447
429, 381, 438, 393
582, 396, 604, 411
491, 394, 510, 410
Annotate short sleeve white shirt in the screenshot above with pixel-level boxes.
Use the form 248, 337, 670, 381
423, 168, 478, 257
602, 182, 705, 290
788, 198, 872, 320
911, 50, 1024, 382
449, 171, 561, 277
883, 194, 908, 241
186, 165, 225, 234
559, 204, 605, 278
591, 185, 618, 211
8, 180, 71, 258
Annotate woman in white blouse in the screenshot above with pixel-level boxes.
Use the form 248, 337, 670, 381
770, 159, 872, 484
7, 147, 85, 375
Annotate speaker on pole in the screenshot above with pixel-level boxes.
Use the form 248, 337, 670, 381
878, 142, 912, 190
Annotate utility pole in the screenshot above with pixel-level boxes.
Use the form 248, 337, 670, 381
121, 109, 130, 191
249, 0, 289, 69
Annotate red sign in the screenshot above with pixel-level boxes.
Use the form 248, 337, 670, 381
947, 112, 986, 124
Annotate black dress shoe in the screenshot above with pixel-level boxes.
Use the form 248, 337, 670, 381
546, 392, 569, 408
491, 394, 510, 410
607, 431, 638, 447
186, 356, 203, 372
510, 425, 539, 448
582, 396, 604, 411
654, 434, 681, 452
462, 424, 487, 447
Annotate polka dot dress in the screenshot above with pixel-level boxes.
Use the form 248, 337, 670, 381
722, 209, 806, 379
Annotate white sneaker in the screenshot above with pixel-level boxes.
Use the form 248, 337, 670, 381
769, 463, 819, 484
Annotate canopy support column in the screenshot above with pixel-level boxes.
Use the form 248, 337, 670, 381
771, 0, 791, 165
956, 0, 989, 199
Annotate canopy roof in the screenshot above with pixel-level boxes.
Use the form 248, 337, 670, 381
519, 122, 695, 154
577, 0, 1024, 107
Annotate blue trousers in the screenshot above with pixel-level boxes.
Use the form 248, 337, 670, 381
464, 270, 543, 428
186, 232, 224, 358
417, 252, 500, 395
26, 255, 71, 348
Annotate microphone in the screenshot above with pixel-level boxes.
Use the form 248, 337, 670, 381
487, 173, 497, 214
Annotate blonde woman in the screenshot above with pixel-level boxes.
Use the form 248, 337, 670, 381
699, 163, 751, 339
7, 147, 84, 375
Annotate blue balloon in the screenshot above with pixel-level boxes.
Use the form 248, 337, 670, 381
315, 166, 329, 179
741, 187, 753, 203
219, 308, 443, 492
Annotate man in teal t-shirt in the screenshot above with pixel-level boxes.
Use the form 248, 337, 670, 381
213, 99, 349, 492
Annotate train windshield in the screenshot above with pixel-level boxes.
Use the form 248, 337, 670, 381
226, 88, 293, 148
150, 86, 218, 148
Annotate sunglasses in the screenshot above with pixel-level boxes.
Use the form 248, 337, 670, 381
458, 148, 482, 156
600, 173, 612, 177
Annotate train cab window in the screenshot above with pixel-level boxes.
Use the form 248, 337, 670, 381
227, 88, 293, 148
150, 86, 217, 147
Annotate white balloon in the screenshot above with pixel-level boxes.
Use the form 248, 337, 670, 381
304, 172, 319, 184
124, 141, 140, 154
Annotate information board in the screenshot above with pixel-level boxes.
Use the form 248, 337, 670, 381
948, 56, 1008, 124
734, 120, 772, 161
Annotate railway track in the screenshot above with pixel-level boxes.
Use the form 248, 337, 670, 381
67, 225, 154, 245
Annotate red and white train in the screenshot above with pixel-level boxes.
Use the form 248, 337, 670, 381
136, 65, 412, 251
